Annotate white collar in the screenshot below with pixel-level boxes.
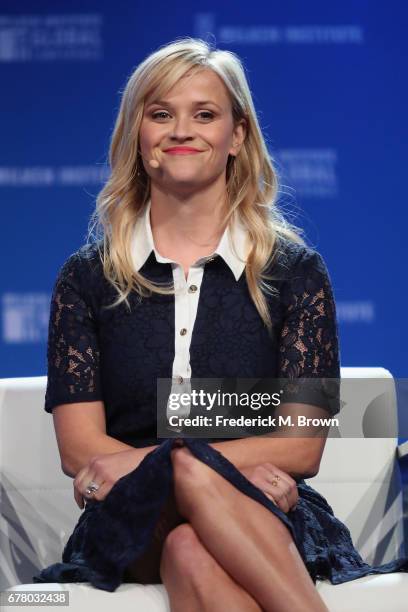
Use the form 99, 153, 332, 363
131, 199, 249, 281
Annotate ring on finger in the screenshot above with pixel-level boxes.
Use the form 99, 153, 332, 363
85, 481, 100, 496
269, 474, 281, 487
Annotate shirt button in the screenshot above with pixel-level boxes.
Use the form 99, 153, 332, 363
180, 328, 188, 336
188, 284, 198, 293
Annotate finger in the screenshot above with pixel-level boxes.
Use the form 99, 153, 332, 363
75, 468, 99, 509
82, 475, 104, 505
262, 465, 298, 509
262, 480, 290, 513
74, 487, 83, 510
265, 488, 290, 513
249, 474, 290, 513
87, 480, 110, 502
271, 479, 298, 510
276, 481, 298, 511
73, 467, 90, 509
264, 492, 278, 506
273, 489, 290, 513
262, 463, 295, 487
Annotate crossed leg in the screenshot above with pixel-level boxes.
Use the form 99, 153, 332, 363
160, 522, 264, 611
123, 469, 263, 609
161, 446, 329, 612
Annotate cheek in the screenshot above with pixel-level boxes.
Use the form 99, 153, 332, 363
209, 128, 234, 155
139, 120, 161, 150
138, 125, 151, 152
212, 137, 233, 161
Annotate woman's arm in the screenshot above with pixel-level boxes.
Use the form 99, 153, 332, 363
44, 251, 159, 479
211, 246, 340, 479
53, 400, 158, 478
209, 403, 329, 479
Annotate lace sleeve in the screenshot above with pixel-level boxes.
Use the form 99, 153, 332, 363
278, 247, 341, 416
44, 253, 102, 413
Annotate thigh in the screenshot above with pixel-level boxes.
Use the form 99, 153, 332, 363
123, 486, 187, 584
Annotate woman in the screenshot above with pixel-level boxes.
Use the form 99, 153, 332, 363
33, 38, 408, 611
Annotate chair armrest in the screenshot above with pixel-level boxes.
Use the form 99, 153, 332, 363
397, 440, 408, 461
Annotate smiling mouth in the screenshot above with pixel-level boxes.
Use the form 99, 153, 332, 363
163, 148, 203, 155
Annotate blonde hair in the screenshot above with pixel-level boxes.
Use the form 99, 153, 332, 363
88, 36, 304, 332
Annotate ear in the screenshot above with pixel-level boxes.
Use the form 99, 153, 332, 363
229, 118, 247, 157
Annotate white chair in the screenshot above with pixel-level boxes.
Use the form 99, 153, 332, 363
1, 368, 407, 611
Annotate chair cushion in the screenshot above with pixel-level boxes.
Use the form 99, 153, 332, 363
315, 574, 408, 611
6, 575, 408, 612
4, 583, 170, 612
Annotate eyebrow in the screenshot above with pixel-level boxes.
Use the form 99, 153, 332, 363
146, 99, 222, 110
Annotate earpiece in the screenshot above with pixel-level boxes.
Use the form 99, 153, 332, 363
138, 149, 161, 170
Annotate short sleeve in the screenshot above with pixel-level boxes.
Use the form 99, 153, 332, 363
277, 247, 341, 416
44, 252, 103, 413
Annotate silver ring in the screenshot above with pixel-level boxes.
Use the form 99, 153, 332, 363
85, 481, 100, 496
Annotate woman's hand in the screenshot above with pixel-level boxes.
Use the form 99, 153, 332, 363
73, 449, 143, 509
240, 463, 299, 513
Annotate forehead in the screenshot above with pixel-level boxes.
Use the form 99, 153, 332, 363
146, 68, 231, 107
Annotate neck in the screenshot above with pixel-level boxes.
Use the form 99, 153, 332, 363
149, 178, 229, 253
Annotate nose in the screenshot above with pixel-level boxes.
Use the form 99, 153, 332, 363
169, 115, 194, 142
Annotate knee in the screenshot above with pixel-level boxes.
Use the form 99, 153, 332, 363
161, 523, 214, 580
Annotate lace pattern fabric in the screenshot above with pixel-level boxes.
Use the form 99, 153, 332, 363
31, 239, 408, 591
32, 437, 408, 592
45, 252, 102, 412
44, 239, 341, 419
278, 246, 339, 378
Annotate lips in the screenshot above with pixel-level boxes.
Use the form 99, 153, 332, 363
163, 147, 203, 154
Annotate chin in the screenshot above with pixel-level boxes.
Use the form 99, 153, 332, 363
166, 172, 211, 185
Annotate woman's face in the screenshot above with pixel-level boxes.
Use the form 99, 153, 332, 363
139, 68, 246, 193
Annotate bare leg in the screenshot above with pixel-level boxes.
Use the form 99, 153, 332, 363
122, 484, 262, 612
171, 446, 329, 612
123, 480, 263, 610
161, 522, 264, 612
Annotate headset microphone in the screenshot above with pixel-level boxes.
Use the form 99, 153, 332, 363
149, 159, 160, 169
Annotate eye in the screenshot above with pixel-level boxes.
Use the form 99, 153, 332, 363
151, 111, 170, 120
197, 111, 214, 120
150, 110, 215, 121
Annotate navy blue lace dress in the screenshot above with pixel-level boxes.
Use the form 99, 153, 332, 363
33, 237, 408, 592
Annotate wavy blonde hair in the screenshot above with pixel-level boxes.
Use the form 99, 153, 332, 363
88, 36, 304, 332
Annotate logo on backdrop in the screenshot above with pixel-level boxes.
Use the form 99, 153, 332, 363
337, 301, 375, 324
0, 14, 103, 62
0, 165, 109, 186
1, 293, 49, 343
194, 14, 364, 45
277, 148, 338, 199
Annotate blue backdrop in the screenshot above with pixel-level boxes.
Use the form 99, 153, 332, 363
1, 2, 407, 417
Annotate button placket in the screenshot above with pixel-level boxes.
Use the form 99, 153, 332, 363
170, 264, 204, 422
185, 266, 202, 381
172, 264, 192, 412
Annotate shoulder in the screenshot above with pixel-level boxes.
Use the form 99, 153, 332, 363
271, 235, 328, 279
54, 241, 104, 291
268, 236, 335, 312
58, 240, 102, 274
